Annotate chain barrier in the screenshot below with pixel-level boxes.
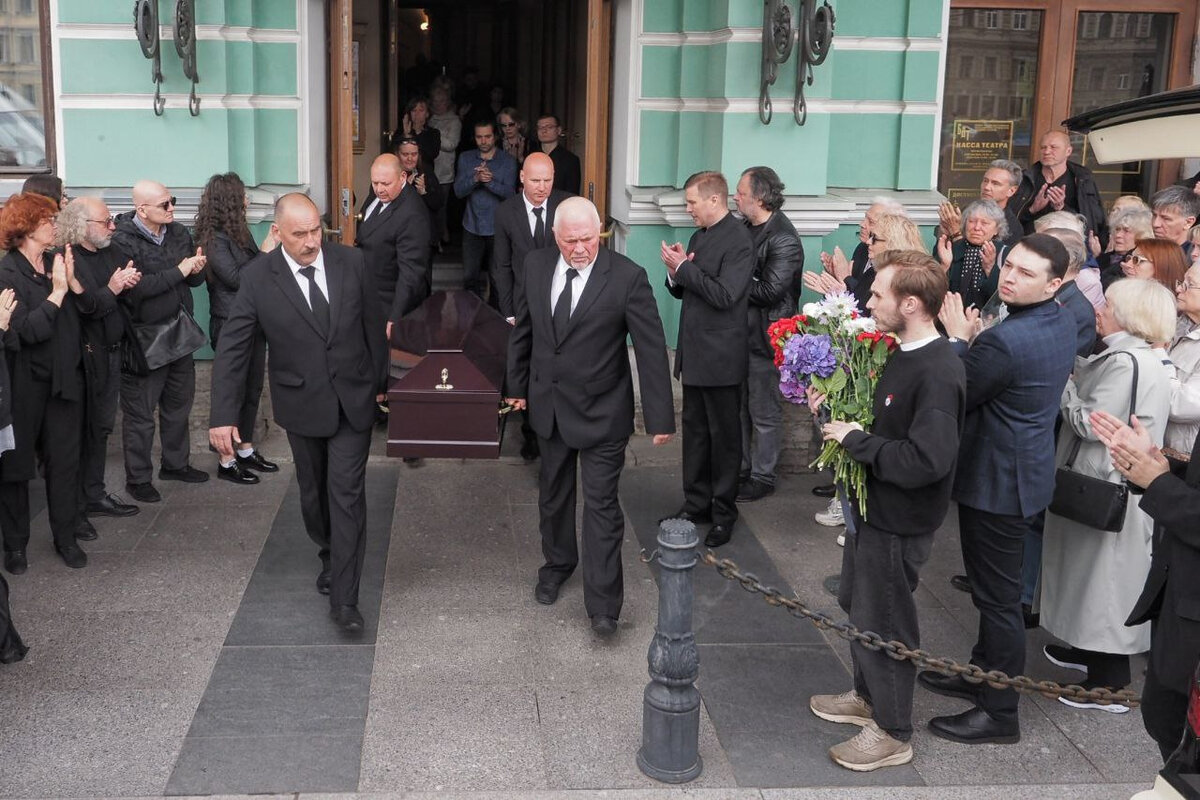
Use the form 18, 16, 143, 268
700, 551, 1141, 708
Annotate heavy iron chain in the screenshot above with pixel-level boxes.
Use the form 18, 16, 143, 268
700, 551, 1141, 709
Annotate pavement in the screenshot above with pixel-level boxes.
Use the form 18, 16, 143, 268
0, 427, 1162, 800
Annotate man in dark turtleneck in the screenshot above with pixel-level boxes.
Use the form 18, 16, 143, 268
922, 234, 1077, 746
808, 250, 965, 772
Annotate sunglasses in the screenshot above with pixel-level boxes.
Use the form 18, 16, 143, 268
1121, 253, 1152, 267
141, 196, 177, 211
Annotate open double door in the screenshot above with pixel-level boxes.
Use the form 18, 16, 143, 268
325, 0, 612, 245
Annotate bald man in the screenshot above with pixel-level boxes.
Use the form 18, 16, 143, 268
355, 153, 431, 327
210, 194, 388, 633
1011, 130, 1107, 246
505, 197, 674, 636
113, 180, 208, 503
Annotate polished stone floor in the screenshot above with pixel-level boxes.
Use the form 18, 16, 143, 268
0, 431, 1162, 799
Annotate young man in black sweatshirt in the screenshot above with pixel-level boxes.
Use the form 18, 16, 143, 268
807, 250, 966, 771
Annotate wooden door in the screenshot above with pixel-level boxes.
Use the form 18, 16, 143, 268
328, 0, 356, 243
582, 0, 612, 220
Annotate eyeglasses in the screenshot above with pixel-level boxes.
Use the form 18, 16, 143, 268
868, 233, 886, 244
141, 196, 177, 211
1121, 253, 1152, 267
88, 216, 115, 226
1177, 279, 1200, 292
499, 121, 517, 128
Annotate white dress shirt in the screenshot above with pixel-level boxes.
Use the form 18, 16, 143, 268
363, 198, 390, 221
281, 247, 329, 310
550, 255, 595, 315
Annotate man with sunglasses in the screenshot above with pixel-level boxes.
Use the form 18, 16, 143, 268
113, 181, 209, 504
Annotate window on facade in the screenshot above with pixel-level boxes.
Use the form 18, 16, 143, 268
959, 56, 974, 79
985, 10, 1000, 28
983, 57, 997, 80
0, 1, 50, 170
949, 9, 964, 27
1013, 58, 1029, 82
1012, 11, 1029, 31
1135, 14, 1152, 37
1081, 14, 1101, 38
1111, 13, 1129, 38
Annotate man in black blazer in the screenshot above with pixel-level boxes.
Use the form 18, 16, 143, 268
506, 197, 675, 637
661, 171, 755, 548
210, 194, 388, 634
493, 152, 571, 461
533, 114, 581, 196
1096, 412, 1200, 762
356, 153, 431, 333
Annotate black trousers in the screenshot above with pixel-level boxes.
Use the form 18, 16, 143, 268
461, 230, 493, 300
210, 317, 266, 444
536, 428, 629, 620
681, 383, 742, 527
120, 353, 195, 484
80, 349, 121, 505
287, 412, 371, 608
958, 503, 1034, 723
0, 382, 82, 551
1143, 650, 1189, 763
838, 519, 933, 742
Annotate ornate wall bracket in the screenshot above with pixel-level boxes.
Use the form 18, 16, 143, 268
758, 0, 836, 126
132, 0, 164, 116
173, 0, 201, 115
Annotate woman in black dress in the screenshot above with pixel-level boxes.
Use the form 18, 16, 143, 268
195, 172, 279, 485
0, 285, 26, 660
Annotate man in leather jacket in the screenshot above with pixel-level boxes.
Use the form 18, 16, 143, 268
733, 166, 803, 502
1010, 130, 1108, 248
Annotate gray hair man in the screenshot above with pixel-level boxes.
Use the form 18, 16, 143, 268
1150, 186, 1200, 256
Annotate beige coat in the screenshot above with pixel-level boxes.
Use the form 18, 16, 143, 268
1167, 315, 1200, 453
1040, 335, 1172, 655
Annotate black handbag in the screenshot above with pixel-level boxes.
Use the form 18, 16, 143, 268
133, 307, 207, 372
1048, 351, 1137, 533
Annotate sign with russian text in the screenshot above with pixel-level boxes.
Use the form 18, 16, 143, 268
950, 120, 1014, 171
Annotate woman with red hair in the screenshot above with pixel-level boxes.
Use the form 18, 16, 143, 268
0, 192, 96, 573
1120, 237, 1190, 296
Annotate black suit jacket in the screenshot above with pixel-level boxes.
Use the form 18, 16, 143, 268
492, 189, 571, 319
355, 185, 431, 322
210, 244, 387, 439
1126, 432, 1200, 689
507, 247, 675, 450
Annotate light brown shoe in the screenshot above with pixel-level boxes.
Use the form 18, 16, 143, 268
829, 721, 914, 772
809, 689, 873, 726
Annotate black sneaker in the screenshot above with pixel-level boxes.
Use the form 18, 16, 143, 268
736, 478, 775, 503
126, 482, 162, 503
159, 465, 210, 483
1043, 644, 1088, 673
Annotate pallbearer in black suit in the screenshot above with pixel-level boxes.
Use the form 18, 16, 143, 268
506, 197, 675, 637
210, 194, 388, 634
661, 171, 755, 548
356, 153, 431, 337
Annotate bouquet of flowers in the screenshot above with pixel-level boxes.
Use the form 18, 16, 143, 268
767, 292, 898, 519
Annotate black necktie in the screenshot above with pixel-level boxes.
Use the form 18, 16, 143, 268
532, 206, 546, 248
553, 268, 577, 342
299, 265, 330, 336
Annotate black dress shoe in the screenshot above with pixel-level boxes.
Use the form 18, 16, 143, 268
736, 479, 775, 503
316, 568, 331, 595
704, 524, 733, 548
591, 615, 618, 637
330, 604, 364, 633
534, 580, 560, 605
658, 509, 712, 526
928, 706, 1020, 745
520, 437, 539, 461
812, 483, 837, 498
159, 465, 209, 483
86, 493, 140, 517
3, 549, 27, 575
918, 670, 983, 701
75, 517, 98, 541
126, 482, 162, 503
950, 574, 973, 594
236, 450, 279, 473
218, 461, 261, 485
55, 543, 88, 569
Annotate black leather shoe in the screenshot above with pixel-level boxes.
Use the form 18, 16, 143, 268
159, 465, 209, 483
75, 517, 98, 541
534, 580, 560, 605
330, 604, 364, 633
928, 706, 1020, 745
704, 524, 734, 548
316, 568, 331, 596
950, 574, 973, 594
658, 509, 712, 526
591, 615, 618, 637
55, 543, 88, 569
86, 493, 140, 517
236, 451, 279, 473
126, 482, 162, 503
3, 549, 27, 575
736, 479, 775, 503
918, 670, 982, 701
812, 483, 837, 498
520, 437, 539, 462
218, 461, 261, 485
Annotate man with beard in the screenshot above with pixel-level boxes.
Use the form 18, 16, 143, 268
453, 120, 517, 300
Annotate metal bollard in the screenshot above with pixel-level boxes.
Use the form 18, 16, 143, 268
637, 518, 702, 783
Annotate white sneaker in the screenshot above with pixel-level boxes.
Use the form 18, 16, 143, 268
816, 497, 844, 527
836, 531, 846, 547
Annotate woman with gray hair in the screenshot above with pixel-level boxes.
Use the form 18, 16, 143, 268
1101, 206, 1154, 290
1038, 277, 1177, 712
935, 198, 1009, 309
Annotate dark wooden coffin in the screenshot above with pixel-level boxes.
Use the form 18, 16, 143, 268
386, 290, 511, 458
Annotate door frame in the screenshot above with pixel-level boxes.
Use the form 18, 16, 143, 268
583, 0, 612, 220
950, 1, 1197, 188
328, 0, 356, 243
